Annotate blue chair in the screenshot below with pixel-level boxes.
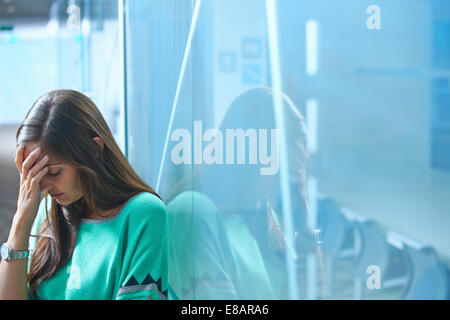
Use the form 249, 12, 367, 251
391, 232, 450, 300
317, 197, 355, 259
316, 197, 357, 298
343, 209, 411, 299
352, 217, 390, 282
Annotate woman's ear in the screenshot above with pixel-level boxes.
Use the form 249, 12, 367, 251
92, 136, 104, 158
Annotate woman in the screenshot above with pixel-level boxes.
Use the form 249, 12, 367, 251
0, 89, 168, 300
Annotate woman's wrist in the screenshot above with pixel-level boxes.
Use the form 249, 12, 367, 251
12, 209, 35, 230
7, 213, 33, 251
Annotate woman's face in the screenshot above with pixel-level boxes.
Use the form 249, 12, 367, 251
22, 142, 84, 206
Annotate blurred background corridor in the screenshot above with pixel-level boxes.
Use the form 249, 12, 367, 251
0, 125, 18, 241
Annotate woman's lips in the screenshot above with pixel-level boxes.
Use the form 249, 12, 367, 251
50, 193, 63, 198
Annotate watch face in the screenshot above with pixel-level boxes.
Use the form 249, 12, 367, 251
1, 244, 8, 259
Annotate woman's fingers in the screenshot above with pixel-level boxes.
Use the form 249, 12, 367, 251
30, 166, 48, 190
13, 145, 48, 226
14, 145, 25, 173
27, 154, 49, 181
21, 147, 41, 181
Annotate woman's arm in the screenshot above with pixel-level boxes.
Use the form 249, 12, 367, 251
0, 145, 49, 300
0, 214, 34, 299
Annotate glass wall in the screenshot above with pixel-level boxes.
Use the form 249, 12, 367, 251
125, 0, 450, 299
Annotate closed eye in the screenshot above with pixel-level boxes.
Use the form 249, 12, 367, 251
48, 170, 61, 177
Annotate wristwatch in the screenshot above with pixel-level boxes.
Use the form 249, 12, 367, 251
0, 243, 31, 261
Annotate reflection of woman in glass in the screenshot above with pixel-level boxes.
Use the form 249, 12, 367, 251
0, 90, 168, 300
209, 87, 313, 299
167, 87, 324, 299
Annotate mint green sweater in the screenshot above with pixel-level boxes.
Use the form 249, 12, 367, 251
28, 192, 168, 300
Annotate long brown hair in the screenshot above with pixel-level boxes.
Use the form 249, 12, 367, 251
16, 89, 162, 298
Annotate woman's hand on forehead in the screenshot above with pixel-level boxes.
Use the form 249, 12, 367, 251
20, 144, 58, 170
